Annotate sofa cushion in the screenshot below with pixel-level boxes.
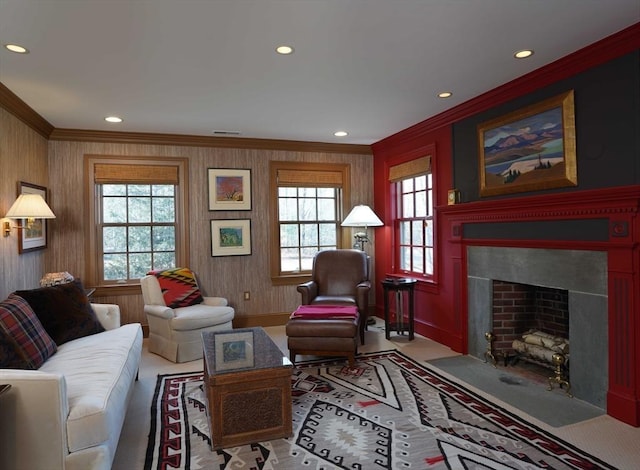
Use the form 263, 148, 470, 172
39, 323, 143, 453
15, 280, 105, 345
171, 303, 235, 330
0, 293, 57, 369
149, 267, 203, 308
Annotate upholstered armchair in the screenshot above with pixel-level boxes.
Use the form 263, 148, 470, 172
140, 268, 234, 363
296, 249, 370, 344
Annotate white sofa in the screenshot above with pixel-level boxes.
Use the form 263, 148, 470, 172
0, 303, 143, 470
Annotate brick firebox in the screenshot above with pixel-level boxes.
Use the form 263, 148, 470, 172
491, 281, 569, 355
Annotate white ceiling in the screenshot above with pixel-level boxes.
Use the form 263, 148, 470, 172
1, 0, 638, 145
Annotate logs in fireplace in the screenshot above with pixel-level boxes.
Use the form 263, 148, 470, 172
485, 329, 573, 397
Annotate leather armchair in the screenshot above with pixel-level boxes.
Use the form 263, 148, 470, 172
297, 249, 370, 344
140, 274, 234, 363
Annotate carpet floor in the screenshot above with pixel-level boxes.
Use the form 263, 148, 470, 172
144, 350, 614, 469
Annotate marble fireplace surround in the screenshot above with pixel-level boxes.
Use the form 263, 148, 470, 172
467, 246, 608, 409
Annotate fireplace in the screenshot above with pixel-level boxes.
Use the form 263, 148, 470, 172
441, 186, 640, 426
468, 246, 608, 408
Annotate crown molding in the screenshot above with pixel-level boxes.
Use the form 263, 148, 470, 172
48, 128, 371, 154
0, 82, 54, 138
0, 84, 371, 155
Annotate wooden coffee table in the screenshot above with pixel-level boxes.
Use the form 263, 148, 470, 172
202, 327, 293, 450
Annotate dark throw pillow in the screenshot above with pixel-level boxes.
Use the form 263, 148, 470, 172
0, 293, 57, 368
15, 280, 105, 345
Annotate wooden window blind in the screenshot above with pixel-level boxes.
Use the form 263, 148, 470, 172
276, 168, 343, 186
94, 163, 179, 184
388, 156, 431, 182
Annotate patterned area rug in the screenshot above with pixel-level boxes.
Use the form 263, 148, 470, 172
144, 350, 614, 469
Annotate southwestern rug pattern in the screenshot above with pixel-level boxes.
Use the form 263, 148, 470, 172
144, 350, 614, 469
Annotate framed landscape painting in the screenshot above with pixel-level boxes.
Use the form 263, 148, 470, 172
210, 219, 251, 257
478, 90, 577, 197
208, 168, 251, 210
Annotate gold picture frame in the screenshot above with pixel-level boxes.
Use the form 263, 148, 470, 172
478, 90, 577, 197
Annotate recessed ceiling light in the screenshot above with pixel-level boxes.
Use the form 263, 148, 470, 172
4, 44, 29, 54
438, 91, 453, 98
104, 116, 123, 123
514, 49, 534, 59
275, 45, 294, 55
334, 131, 348, 137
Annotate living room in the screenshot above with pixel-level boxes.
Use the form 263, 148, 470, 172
1, 2, 640, 468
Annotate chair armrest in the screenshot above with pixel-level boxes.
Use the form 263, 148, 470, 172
356, 281, 371, 312
91, 303, 121, 330
144, 304, 175, 319
0, 370, 68, 470
202, 296, 228, 307
297, 281, 318, 304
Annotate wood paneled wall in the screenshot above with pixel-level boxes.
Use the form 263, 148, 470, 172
46, 141, 374, 326
0, 109, 49, 299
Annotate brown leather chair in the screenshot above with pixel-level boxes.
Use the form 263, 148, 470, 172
296, 249, 370, 344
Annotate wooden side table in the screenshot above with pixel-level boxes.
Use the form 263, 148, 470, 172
382, 278, 417, 340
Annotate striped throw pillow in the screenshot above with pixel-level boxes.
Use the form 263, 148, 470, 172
149, 268, 204, 308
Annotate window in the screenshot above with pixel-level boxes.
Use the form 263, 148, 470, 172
390, 156, 433, 278
100, 184, 176, 281
270, 161, 350, 283
85, 156, 189, 291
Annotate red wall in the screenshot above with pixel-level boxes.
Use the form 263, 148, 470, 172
370, 23, 640, 426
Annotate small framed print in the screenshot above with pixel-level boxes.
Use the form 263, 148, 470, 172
214, 330, 254, 371
211, 219, 251, 257
447, 189, 460, 205
208, 168, 251, 211
17, 182, 49, 253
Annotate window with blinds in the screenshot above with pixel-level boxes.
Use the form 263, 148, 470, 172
85, 156, 189, 288
269, 161, 350, 282
389, 156, 434, 278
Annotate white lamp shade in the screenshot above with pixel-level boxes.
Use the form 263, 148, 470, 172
5, 194, 56, 219
341, 205, 383, 227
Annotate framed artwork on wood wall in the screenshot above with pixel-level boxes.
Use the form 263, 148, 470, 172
17, 181, 49, 253
478, 90, 577, 197
208, 168, 252, 210
210, 219, 252, 257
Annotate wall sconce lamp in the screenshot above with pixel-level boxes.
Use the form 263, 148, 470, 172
3, 194, 56, 237
341, 204, 383, 251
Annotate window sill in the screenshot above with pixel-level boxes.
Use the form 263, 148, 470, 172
90, 284, 142, 297
271, 274, 312, 286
